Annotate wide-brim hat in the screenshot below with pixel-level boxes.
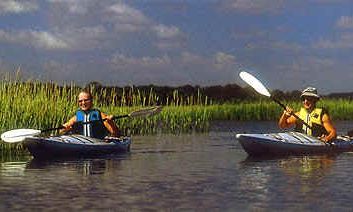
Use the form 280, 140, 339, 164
300, 87, 320, 99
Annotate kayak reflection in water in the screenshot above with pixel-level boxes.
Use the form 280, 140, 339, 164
60, 89, 120, 139
278, 87, 337, 143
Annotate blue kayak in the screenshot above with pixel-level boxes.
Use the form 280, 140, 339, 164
24, 134, 131, 159
236, 132, 353, 157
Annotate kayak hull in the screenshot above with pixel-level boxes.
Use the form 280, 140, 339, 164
24, 134, 131, 159
236, 132, 353, 157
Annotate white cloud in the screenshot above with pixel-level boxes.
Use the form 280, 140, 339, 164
0, 1, 187, 52
310, 0, 350, 3
221, 0, 350, 14
42, 1, 185, 51
214, 52, 236, 69
47, 0, 94, 14
0, 0, 38, 14
107, 51, 239, 86
0, 30, 69, 50
336, 16, 353, 30
314, 33, 353, 49
54, 26, 109, 50
153, 25, 182, 39
152, 24, 185, 50
106, 3, 151, 33
222, 0, 286, 14
110, 54, 172, 68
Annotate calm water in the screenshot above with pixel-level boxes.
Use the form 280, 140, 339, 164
1, 121, 353, 211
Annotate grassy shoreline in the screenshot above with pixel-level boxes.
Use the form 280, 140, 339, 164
1, 80, 353, 151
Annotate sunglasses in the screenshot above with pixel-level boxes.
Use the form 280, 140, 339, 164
301, 96, 317, 102
78, 98, 92, 103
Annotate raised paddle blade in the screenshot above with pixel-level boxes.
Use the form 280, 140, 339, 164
129, 106, 163, 118
239, 71, 312, 130
239, 71, 271, 97
1, 129, 42, 143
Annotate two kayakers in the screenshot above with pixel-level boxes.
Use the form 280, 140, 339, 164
278, 87, 337, 142
60, 90, 120, 139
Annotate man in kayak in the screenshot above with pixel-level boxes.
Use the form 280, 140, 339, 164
60, 90, 120, 139
278, 87, 336, 142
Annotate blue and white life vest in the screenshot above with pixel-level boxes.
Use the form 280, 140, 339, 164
73, 109, 108, 139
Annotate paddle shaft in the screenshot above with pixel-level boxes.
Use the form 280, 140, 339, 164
40, 106, 161, 134
40, 115, 130, 133
271, 97, 312, 129
239, 71, 313, 130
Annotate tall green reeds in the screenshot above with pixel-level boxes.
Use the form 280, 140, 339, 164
2, 76, 353, 153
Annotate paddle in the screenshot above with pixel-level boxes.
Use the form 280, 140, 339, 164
239, 71, 312, 129
1, 106, 162, 143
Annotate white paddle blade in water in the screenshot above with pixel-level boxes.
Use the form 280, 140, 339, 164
1, 129, 41, 143
239, 71, 271, 97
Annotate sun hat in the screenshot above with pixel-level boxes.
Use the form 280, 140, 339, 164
300, 87, 320, 99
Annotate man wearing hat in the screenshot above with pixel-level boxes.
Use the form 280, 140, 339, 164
278, 87, 337, 142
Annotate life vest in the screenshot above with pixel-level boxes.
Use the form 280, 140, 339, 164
294, 107, 328, 137
73, 109, 108, 139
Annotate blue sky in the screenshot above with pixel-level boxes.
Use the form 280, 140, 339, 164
0, 0, 353, 94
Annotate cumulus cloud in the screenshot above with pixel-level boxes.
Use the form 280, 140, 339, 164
214, 52, 236, 69
309, 0, 350, 3
47, 0, 95, 14
221, 0, 286, 14
0, 1, 187, 52
336, 16, 353, 30
100, 2, 152, 34
53, 26, 109, 50
110, 54, 172, 68
0, 0, 38, 15
221, 0, 349, 14
153, 25, 182, 39
313, 33, 353, 49
0, 29, 69, 50
107, 51, 238, 85
152, 24, 186, 50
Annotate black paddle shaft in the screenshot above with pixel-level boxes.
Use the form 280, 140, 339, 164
271, 97, 312, 129
40, 114, 130, 133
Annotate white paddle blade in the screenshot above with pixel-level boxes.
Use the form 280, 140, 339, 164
1, 129, 41, 143
239, 71, 271, 97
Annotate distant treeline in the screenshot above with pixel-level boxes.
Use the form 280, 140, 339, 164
85, 82, 251, 105
83, 81, 353, 106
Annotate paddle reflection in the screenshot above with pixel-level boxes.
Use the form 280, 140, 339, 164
0, 161, 27, 177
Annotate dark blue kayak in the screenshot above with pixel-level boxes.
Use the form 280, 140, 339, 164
236, 132, 353, 157
24, 134, 131, 159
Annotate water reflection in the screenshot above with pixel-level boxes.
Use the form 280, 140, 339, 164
239, 154, 338, 209
26, 154, 131, 176
278, 155, 335, 178
0, 161, 27, 177
0, 153, 31, 178
0, 121, 353, 211
241, 154, 336, 180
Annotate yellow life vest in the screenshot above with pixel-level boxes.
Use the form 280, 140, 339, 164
295, 107, 328, 137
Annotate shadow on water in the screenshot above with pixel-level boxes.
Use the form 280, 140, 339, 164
241, 153, 339, 163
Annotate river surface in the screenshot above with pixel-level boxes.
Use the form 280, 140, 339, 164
1, 121, 353, 211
